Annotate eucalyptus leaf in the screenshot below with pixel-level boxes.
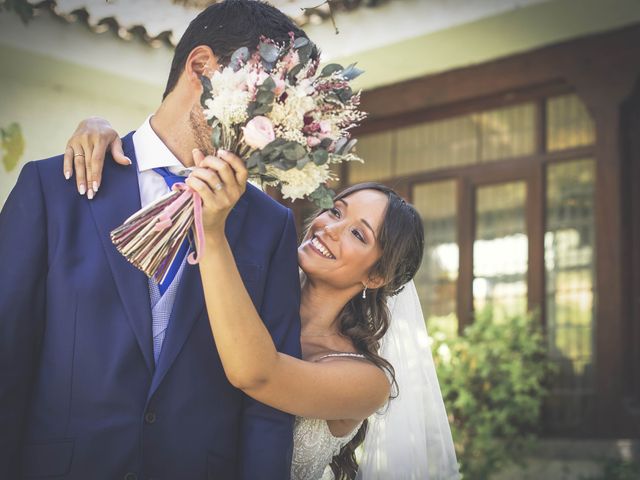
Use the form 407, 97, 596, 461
320, 63, 344, 77
282, 143, 307, 161
312, 149, 329, 165
325, 93, 343, 105
341, 63, 364, 81
261, 59, 275, 72
293, 37, 309, 48
310, 185, 335, 209
256, 90, 275, 104
210, 125, 222, 149
297, 43, 313, 66
250, 103, 273, 116
343, 138, 358, 154
246, 151, 262, 169
200, 75, 212, 92
287, 64, 304, 84
229, 47, 250, 71
260, 76, 276, 91
334, 137, 348, 154
319, 138, 333, 149
296, 156, 310, 170
258, 42, 280, 63
337, 87, 353, 102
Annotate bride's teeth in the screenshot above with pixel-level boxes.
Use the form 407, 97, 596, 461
311, 236, 334, 259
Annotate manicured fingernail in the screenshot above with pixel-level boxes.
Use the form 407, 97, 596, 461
93, 181, 99, 192
64, 171, 72, 180
125, 157, 132, 165
79, 184, 86, 195
87, 189, 94, 200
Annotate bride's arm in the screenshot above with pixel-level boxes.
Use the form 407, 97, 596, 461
191, 151, 390, 422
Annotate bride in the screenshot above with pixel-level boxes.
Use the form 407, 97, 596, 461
65, 122, 459, 480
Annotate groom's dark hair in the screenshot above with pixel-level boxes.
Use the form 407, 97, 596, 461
164, 0, 315, 99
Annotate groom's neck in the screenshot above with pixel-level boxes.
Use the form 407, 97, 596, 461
150, 95, 199, 168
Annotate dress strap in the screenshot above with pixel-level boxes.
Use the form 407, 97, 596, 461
315, 352, 367, 361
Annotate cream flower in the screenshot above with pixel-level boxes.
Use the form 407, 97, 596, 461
266, 162, 331, 200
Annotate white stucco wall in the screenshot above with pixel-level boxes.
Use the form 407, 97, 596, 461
0, 9, 168, 205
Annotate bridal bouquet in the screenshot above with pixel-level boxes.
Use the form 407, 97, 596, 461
111, 34, 366, 284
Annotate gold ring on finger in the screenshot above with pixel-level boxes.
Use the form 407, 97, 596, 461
74, 153, 85, 157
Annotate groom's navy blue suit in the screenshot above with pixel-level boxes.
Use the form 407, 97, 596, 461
0, 133, 302, 479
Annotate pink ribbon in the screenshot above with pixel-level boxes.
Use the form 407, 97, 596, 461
152, 182, 205, 265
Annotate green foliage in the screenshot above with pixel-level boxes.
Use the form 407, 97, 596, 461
430, 308, 554, 479
580, 459, 640, 480
1, 122, 25, 172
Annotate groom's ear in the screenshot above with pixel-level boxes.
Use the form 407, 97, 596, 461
184, 45, 220, 88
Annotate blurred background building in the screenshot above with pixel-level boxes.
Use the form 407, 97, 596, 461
1, 0, 639, 477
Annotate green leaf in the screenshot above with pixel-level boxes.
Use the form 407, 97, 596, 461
199, 75, 213, 110
341, 63, 364, 81
297, 43, 314, 67
287, 64, 304, 84
249, 102, 273, 116
256, 89, 275, 104
324, 93, 343, 106
333, 137, 348, 154
246, 151, 262, 169
309, 185, 335, 209
312, 149, 329, 165
320, 63, 344, 77
210, 124, 222, 149
229, 46, 250, 71
293, 37, 309, 49
282, 143, 307, 161
319, 138, 333, 149
296, 156, 310, 170
337, 87, 353, 102
258, 42, 280, 63
342, 138, 358, 154
260, 76, 276, 92
1, 122, 25, 172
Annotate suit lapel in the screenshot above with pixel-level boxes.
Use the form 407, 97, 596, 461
89, 132, 155, 373
148, 189, 250, 398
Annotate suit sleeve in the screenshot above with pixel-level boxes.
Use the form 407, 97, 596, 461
238, 209, 301, 480
0, 162, 47, 477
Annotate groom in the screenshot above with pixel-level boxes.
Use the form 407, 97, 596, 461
0, 2, 312, 479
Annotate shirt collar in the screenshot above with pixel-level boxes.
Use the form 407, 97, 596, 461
132, 115, 185, 173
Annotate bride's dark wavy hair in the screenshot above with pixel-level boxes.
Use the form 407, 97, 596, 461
303, 182, 425, 479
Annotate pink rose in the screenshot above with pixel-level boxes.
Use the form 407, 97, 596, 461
242, 116, 276, 150
307, 136, 321, 148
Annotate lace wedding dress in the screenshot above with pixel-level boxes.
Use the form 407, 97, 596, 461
290, 352, 366, 480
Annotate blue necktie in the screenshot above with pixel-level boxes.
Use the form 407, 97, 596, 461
152, 167, 190, 295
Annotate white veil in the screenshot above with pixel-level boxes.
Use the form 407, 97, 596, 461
356, 280, 460, 479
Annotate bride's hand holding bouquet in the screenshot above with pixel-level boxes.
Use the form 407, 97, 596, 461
185, 148, 248, 247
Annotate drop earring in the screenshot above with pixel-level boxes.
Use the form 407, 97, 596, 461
362, 283, 368, 299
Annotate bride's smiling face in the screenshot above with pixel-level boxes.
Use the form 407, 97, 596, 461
298, 189, 388, 290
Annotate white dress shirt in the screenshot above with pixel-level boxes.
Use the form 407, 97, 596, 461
132, 115, 191, 208
132, 115, 190, 364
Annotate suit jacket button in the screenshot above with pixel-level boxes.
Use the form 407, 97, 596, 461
124, 473, 138, 480
144, 411, 157, 424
